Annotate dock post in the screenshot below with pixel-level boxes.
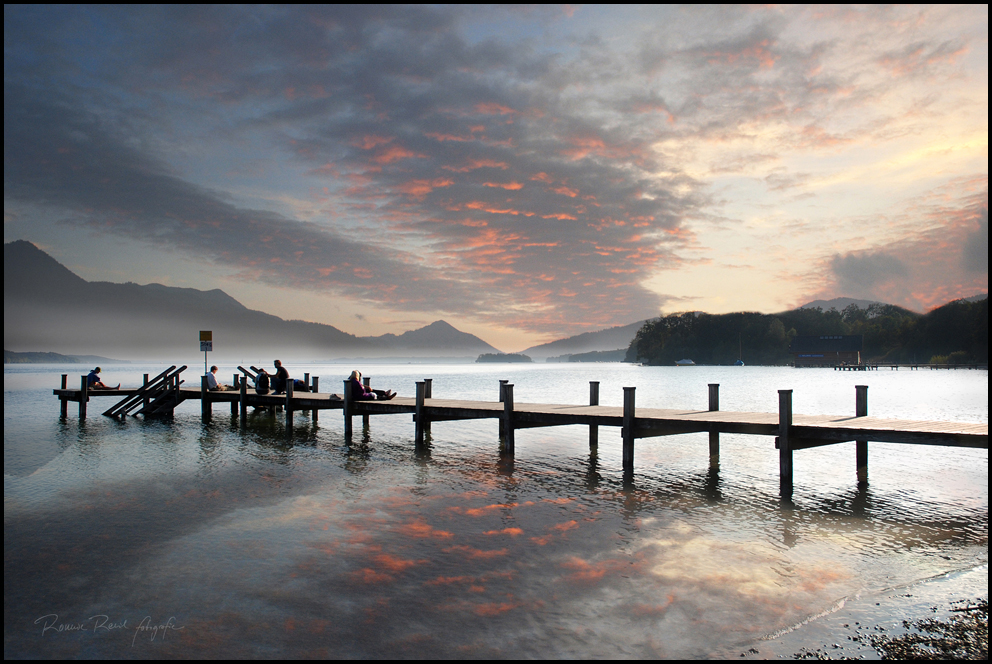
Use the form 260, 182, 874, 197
79, 375, 88, 419
60, 374, 68, 418
778, 390, 793, 498
855, 385, 868, 484
423, 378, 432, 437
498, 380, 509, 437
502, 384, 515, 455
708, 383, 720, 469
201, 375, 211, 419
415, 381, 426, 448
589, 381, 600, 449
240, 376, 248, 421
304, 372, 310, 391
311, 377, 319, 422
363, 377, 371, 427
622, 387, 636, 474
343, 379, 352, 439
231, 374, 239, 414
285, 380, 294, 435
143, 373, 150, 410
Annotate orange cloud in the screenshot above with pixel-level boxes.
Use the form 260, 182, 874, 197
443, 159, 508, 172
373, 145, 426, 164
352, 135, 394, 150
474, 102, 517, 115
395, 178, 454, 197
444, 545, 508, 559
706, 39, 778, 69
483, 182, 524, 190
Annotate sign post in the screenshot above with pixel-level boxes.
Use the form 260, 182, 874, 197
200, 331, 213, 375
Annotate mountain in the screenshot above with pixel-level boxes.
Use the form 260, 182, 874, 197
3, 241, 495, 361
363, 320, 500, 356
518, 320, 648, 361
797, 297, 888, 311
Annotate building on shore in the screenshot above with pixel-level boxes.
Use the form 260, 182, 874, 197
789, 335, 863, 367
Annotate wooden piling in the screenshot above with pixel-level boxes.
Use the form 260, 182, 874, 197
708, 383, 720, 468
423, 378, 432, 437
856, 385, 868, 484
415, 381, 426, 447
362, 376, 371, 427
311, 377, 319, 422
502, 384, 515, 455
778, 389, 793, 497
589, 381, 600, 448
201, 375, 210, 419
498, 380, 508, 437
622, 387, 635, 473
60, 374, 68, 418
285, 380, 294, 435
232, 374, 239, 414
79, 375, 88, 419
143, 373, 150, 411
240, 375, 248, 421
343, 379, 352, 438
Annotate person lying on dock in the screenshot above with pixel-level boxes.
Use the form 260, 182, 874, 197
86, 367, 120, 390
348, 370, 395, 400
205, 366, 232, 391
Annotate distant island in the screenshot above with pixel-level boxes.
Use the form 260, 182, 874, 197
476, 353, 532, 363
4, 350, 130, 364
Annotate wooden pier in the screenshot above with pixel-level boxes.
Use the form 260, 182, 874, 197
55, 368, 988, 497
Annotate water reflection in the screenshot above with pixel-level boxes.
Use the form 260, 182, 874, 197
3, 366, 987, 658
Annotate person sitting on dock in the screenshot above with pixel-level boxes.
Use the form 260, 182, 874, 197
205, 366, 231, 391
270, 360, 290, 394
348, 370, 395, 400
254, 370, 270, 395
86, 367, 119, 390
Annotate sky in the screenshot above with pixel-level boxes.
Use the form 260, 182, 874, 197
3, 5, 988, 352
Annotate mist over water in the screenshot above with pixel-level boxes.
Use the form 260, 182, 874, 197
4, 363, 987, 658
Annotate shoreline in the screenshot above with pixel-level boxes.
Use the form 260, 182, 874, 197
731, 561, 988, 659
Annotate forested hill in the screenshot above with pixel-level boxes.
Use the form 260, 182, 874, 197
627, 299, 988, 366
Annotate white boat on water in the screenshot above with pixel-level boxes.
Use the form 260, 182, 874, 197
675, 359, 695, 366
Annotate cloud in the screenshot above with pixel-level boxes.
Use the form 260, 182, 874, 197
818, 193, 989, 309
962, 208, 988, 274
4, 5, 987, 335
828, 251, 908, 298
3, 5, 711, 337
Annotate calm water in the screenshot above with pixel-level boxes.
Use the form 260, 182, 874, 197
4, 362, 988, 658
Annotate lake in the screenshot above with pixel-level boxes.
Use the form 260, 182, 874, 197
3, 362, 987, 658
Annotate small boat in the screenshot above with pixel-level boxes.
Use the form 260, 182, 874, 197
675, 359, 695, 366
734, 359, 745, 366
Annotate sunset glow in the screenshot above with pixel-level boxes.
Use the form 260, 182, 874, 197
3, 5, 987, 351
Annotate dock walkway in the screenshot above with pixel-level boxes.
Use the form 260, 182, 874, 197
54, 368, 987, 497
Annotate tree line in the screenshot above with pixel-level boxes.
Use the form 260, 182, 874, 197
626, 298, 988, 366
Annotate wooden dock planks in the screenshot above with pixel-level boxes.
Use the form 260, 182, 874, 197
54, 373, 987, 496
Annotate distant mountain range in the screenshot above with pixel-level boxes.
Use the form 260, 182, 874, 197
519, 320, 648, 361
3, 241, 500, 361
5, 241, 986, 363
